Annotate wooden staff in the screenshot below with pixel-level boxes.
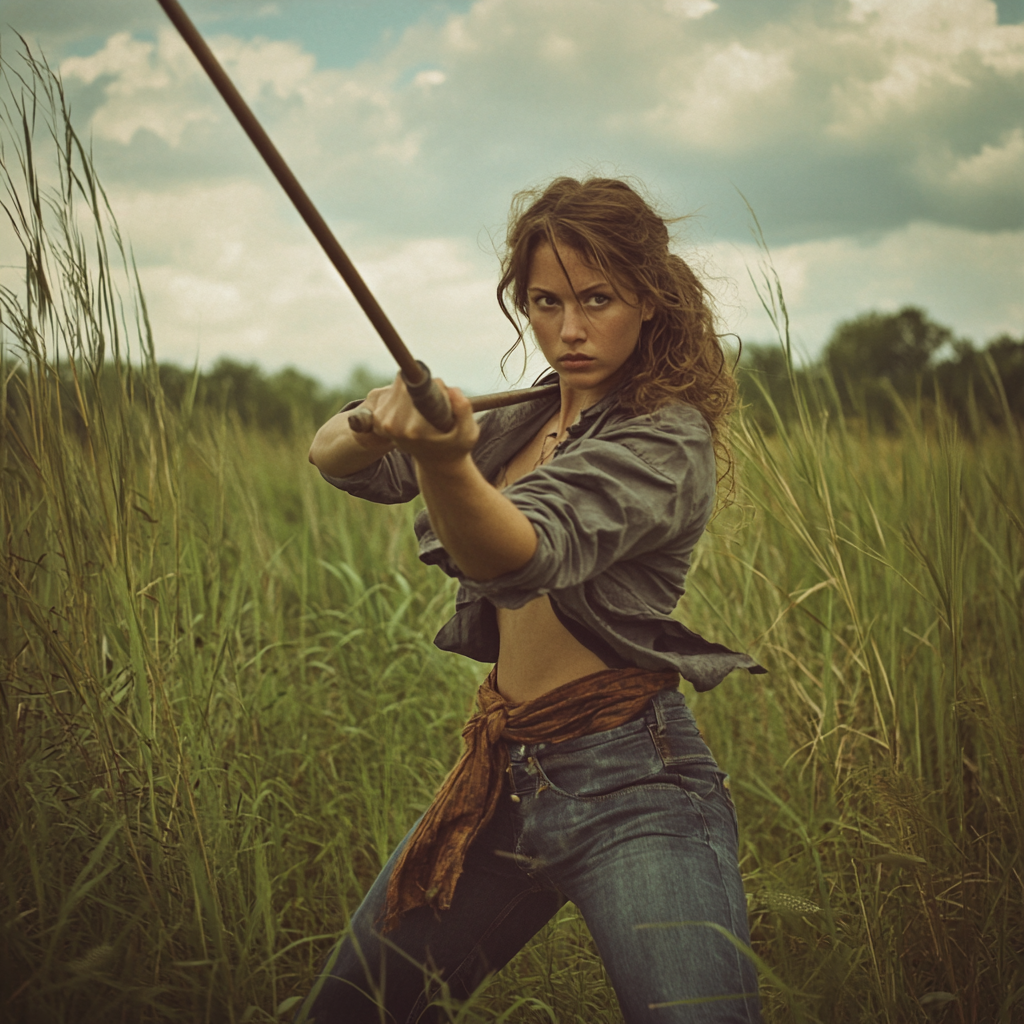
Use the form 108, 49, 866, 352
154, 0, 558, 432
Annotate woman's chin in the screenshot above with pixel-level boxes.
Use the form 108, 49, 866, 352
557, 365, 625, 396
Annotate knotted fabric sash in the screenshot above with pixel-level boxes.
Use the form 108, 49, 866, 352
382, 665, 679, 932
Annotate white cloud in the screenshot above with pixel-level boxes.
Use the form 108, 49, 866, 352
664, 0, 719, 20
413, 69, 447, 89
645, 42, 794, 150
541, 34, 578, 63
165, 273, 244, 323
828, 0, 1024, 140
708, 222, 1024, 359
826, 53, 971, 142
60, 31, 216, 146
846, 0, 1018, 65
56, 0, 1023, 235
946, 127, 1024, 188
105, 180, 518, 392
213, 34, 318, 103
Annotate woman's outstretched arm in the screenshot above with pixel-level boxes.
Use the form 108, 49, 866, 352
415, 452, 537, 581
308, 405, 396, 477
335, 373, 537, 581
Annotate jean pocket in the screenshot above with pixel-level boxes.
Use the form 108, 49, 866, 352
532, 729, 670, 799
647, 720, 717, 770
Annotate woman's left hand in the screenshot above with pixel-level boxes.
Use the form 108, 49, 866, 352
370, 373, 480, 464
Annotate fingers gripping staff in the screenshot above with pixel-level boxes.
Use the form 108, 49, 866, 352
154, 0, 557, 432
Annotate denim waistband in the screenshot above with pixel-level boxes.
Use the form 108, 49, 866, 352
506, 687, 690, 762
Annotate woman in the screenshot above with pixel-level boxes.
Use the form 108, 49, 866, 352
301, 177, 764, 1023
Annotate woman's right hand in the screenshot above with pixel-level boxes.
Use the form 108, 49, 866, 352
350, 384, 399, 452
308, 389, 396, 477
366, 373, 478, 465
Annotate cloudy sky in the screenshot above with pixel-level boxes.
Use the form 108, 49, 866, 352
4, 0, 1023, 394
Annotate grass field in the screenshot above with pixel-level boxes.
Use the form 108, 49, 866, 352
2, 52, 1022, 1024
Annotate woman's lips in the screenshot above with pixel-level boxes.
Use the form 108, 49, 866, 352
559, 355, 594, 366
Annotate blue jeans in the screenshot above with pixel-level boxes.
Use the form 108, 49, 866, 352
295, 690, 760, 1023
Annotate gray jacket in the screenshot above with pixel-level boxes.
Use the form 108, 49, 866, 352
323, 373, 764, 691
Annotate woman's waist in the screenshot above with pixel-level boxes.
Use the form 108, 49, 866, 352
495, 598, 613, 701
505, 687, 711, 761
505, 688, 718, 799
495, 650, 615, 703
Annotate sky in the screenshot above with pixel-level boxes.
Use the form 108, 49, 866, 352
3, 0, 1023, 395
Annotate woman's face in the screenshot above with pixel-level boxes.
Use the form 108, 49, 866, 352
527, 241, 650, 403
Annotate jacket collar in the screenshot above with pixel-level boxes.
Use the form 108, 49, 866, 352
472, 370, 628, 479
531, 369, 627, 429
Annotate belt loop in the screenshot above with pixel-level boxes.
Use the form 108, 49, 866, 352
649, 692, 667, 736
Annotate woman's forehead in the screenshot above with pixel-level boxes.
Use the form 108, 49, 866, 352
527, 240, 636, 297
528, 241, 602, 284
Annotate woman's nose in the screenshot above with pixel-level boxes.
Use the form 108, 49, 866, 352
560, 303, 587, 341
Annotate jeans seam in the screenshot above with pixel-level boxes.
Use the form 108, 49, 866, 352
706, 835, 759, 1022
681, 782, 758, 1018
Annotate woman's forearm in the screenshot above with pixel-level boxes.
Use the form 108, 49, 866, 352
311, 377, 524, 579
415, 454, 537, 581
309, 407, 395, 477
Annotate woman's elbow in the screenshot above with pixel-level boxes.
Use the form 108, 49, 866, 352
308, 428, 328, 468
458, 527, 539, 583
309, 420, 349, 473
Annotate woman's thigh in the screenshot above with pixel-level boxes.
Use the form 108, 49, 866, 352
294, 803, 565, 1024
574, 767, 758, 1024
510, 693, 760, 1024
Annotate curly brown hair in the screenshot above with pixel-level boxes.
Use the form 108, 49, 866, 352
496, 176, 737, 499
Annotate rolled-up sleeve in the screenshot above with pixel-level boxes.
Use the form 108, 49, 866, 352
459, 410, 716, 608
320, 449, 419, 504
316, 397, 421, 503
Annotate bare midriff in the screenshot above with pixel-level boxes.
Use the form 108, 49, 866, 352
495, 599, 609, 703
493, 414, 611, 703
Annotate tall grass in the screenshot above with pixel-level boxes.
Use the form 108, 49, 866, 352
2, 49, 1022, 1023
684, 248, 1024, 1023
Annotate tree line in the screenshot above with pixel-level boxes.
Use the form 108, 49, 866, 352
739, 306, 1023, 432
155, 361, 388, 437
156, 305, 1020, 436
12, 306, 1018, 440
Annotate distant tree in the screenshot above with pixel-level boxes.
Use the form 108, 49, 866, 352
915, 333, 1023, 429
740, 313, 1023, 433
340, 365, 391, 404
822, 306, 961, 427
202, 358, 293, 433
824, 306, 954, 396
985, 335, 1024, 420
157, 364, 198, 409
146, 359, 392, 436
735, 343, 832, 431
737, 344, 796, 430
928, 340, 982, 424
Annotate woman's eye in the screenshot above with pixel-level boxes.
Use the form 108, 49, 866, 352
587, 293, 611, 307
532, 295, 557, 309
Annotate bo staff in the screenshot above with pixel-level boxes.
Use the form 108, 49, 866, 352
154, 0, 558, 433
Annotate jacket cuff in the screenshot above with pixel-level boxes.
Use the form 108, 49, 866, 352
456, 516, 559, 608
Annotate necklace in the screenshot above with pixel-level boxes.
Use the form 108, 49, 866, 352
496, 416, 563, 490
532, 410, 565, 470
533, 428, 560, 470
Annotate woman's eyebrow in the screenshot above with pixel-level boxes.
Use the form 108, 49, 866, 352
527, 280, 611, 295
